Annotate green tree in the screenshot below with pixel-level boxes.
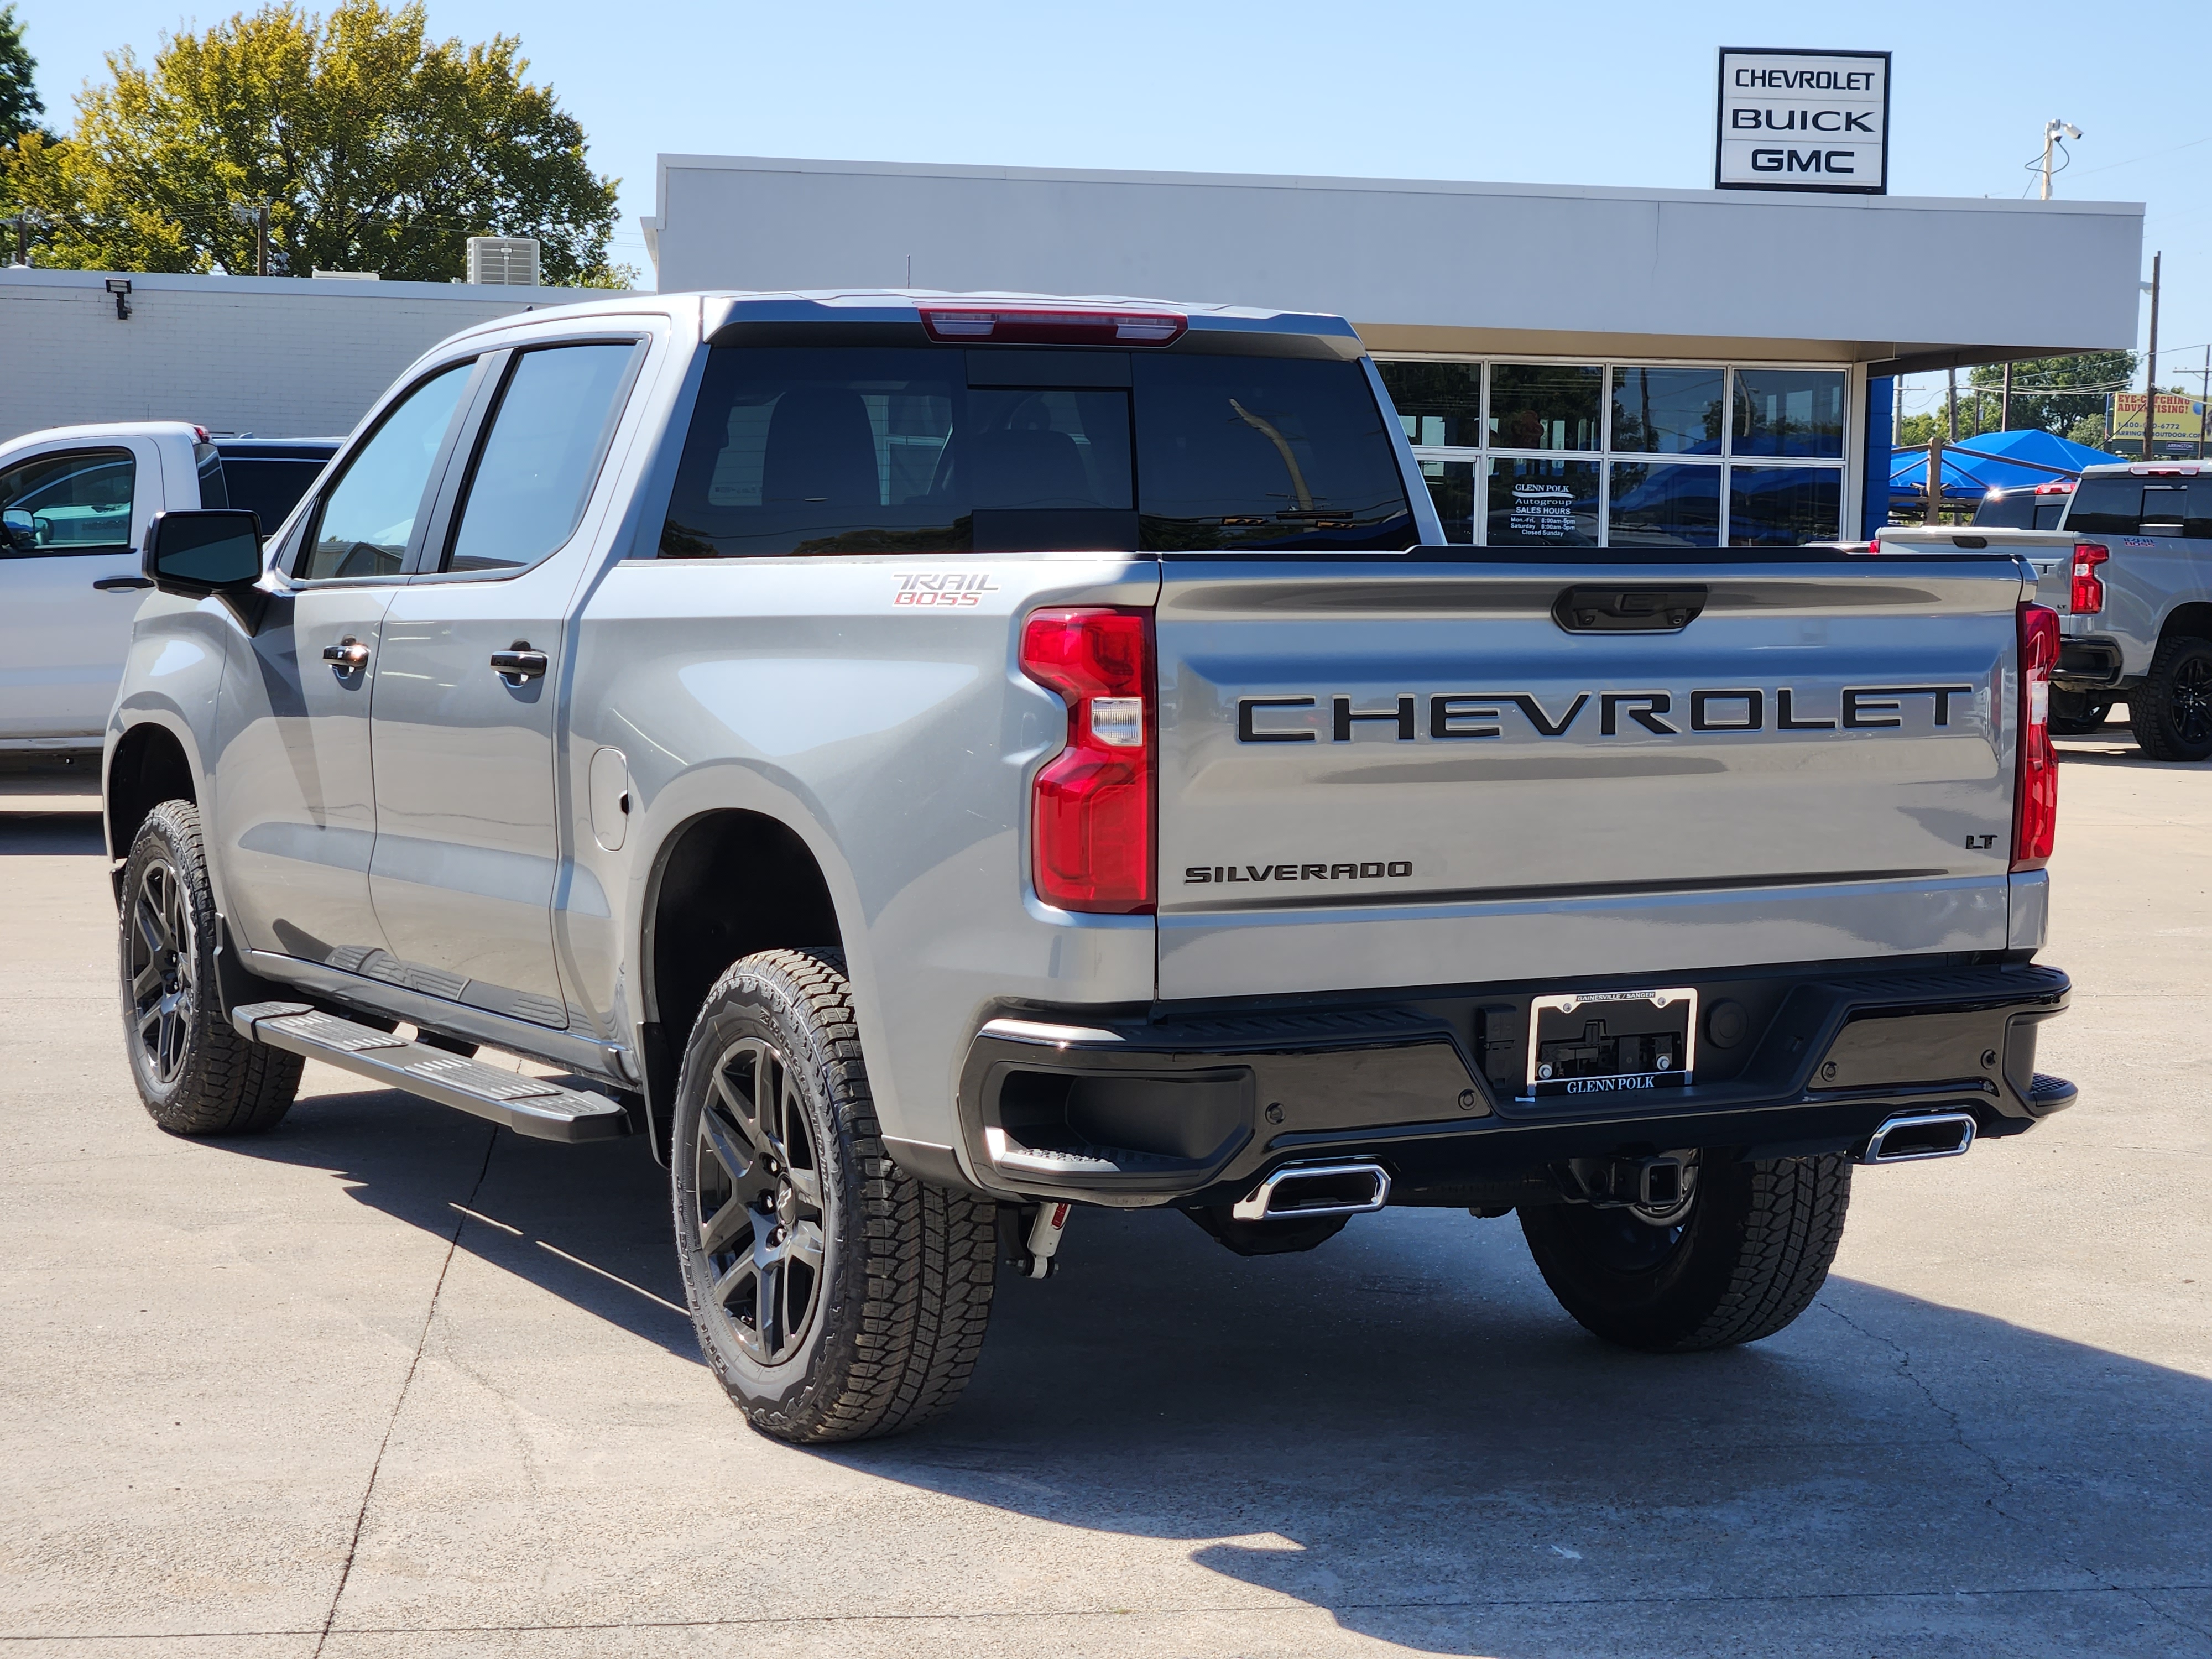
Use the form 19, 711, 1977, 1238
0, 3, 44, 146
8, 0, 627, 284
1966, 351, 2138, 436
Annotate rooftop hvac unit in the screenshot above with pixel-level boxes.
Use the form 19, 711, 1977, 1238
466, 236, 540, 286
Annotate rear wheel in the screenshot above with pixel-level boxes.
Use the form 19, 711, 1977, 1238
2047, 688, 2111, 736
1519, 1152, 1850, 1351
670, 948, 998, 1442
2129, 636, 2212, 760
118, 800, 302, 1136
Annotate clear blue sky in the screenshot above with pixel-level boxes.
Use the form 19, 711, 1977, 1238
16, 0, 2211, 421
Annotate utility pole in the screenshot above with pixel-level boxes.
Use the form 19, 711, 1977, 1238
2041, 119, 2082, 200
2143, 251, 2162, 461
5, 211, 38, 267
228, 201, 272, 277
1947, 367, 1958, 441
2001, 362, 2013, 431
2201, 343, 2209, 460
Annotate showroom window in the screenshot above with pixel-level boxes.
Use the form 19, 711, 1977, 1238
1378, 359, 1850, 547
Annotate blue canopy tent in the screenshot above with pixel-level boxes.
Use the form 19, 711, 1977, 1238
1888, 427, 2123, 511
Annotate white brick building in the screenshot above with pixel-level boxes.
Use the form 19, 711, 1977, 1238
0, 267, 618, 443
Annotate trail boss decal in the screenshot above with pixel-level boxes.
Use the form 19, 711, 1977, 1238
893, 572, 999, 607
1235, 685, 1976, 742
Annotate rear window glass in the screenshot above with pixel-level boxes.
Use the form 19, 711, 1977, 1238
211, 458, 328, 529
659, 346, 1411, 557
1973, 489, 2034, 529
1132, 356, 1412, 551
2067, 476, 2146, 536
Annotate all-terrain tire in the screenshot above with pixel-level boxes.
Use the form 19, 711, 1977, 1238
1519, 1152, 1851, 1352
2047, 688, 2111, 737
118, 799, 303, 1135
2128, 635, 2212, 761
670, 948, 998, 1443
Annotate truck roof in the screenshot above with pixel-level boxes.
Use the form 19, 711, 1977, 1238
431, 288, 1367, 357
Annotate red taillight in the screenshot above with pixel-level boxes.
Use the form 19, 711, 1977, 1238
2013, 602, 2060, 872
2069, 541, 2109, 615
1021, 607, 1155, 914
921, 307, 1187, 347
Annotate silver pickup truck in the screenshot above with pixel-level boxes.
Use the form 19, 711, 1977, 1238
2039, 461, 2212, 758
105, 291, 2075, 1443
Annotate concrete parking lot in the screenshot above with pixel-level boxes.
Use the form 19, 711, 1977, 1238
2, 739, 2208, 1659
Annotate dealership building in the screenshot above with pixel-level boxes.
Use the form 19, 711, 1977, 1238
640, 154, 2145, 544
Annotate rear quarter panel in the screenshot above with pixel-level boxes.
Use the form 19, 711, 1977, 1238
566, 553, 1161, 1156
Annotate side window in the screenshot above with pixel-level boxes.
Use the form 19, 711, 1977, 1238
443, 342, 639, 573
0, 448, 136, 557
299, 361, 473, 581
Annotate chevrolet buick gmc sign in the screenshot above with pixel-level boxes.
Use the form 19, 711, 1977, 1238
1715, 48, 1889, 194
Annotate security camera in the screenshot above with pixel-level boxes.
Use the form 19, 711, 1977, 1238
2063, 123, 2083, 140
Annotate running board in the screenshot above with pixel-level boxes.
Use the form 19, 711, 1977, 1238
231, 1001, 629, 1143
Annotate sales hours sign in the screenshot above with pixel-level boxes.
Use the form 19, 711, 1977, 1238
1715, 49, 1889, 194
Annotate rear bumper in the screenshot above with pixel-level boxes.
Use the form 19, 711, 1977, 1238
2056, 637, 2126, 689
948, 959, 2073, 1208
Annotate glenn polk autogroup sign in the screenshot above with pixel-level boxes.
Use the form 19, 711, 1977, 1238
1715, 48, 1890, 194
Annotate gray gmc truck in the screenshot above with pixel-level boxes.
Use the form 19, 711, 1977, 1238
105, 291, 2075, 1443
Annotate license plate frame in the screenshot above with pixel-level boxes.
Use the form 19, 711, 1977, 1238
1524, 986, 1698, 1099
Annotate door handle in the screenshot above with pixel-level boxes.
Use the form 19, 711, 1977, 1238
93, 575, 154, 591
491, 641, 549, 684
321, 636, 370, 671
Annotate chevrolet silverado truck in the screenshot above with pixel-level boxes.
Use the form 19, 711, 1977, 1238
105, 291, 2075, 1443
2042, 460, 2212, 759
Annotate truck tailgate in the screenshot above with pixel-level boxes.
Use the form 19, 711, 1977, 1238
1154, 555, 2029, 999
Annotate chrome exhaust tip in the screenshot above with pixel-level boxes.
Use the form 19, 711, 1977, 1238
1861, 1111, 1978, 1165
1232, 1160, 1391, 1222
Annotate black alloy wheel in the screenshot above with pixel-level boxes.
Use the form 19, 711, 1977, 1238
2131, 636, 2212, 761
127, 851, 197, 1088
690, 1035, 827, 1366
669, 948, 998, 1443
117, 799, 302, 1135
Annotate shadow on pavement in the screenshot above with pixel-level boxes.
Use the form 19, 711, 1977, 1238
204, 1091, 2212, 1653
225, 1083, 698, 1360
0, 814, 106, 855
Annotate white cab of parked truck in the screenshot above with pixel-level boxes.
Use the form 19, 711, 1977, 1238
0, 422, 336, 755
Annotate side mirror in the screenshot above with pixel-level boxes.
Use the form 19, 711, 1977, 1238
1, 508, 35, 553
143, 509, 264, 597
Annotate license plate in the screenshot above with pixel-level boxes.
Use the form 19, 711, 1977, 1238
1525, 987, 1698, 1099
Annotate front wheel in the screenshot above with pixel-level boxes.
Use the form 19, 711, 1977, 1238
1519, 1152, 1850, 1352
670, 948, 998, 1443
118, 799, 303, 1135
2129, 636, 2212, 761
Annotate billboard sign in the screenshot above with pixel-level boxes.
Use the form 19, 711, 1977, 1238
2109, 392, 2209, 445
1715, 49, 1890, 194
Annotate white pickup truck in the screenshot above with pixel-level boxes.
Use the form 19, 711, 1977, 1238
0, 422, 334, 757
